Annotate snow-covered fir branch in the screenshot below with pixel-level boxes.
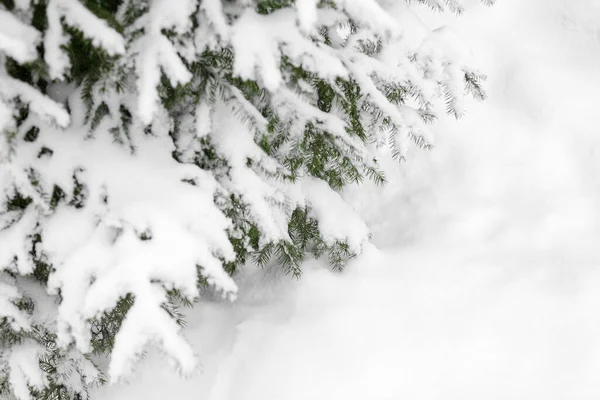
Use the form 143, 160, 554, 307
0, 0, 491, 398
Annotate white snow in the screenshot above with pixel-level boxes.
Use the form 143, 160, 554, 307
57, 0, 125, 55
0, 10, 40, 63
199, 0, 229, 39
1, 77, 70, 127
210, 100, 290, 244
93, 0, 600, 399
230, 8, 348, 91
295, 0, 319, 33
195, 101, 213, 139
8, 343, 46, 400
302, 177, 368, 252
44, 0, 125, 80
131, 0, 195, 124
0, 281, 30, 331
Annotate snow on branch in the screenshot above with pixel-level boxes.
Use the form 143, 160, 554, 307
0, 77, 70, 127
131, 0, 196, 124
45, 0, 125, 80
0, 281, 31, 331
230, 8, 347, 91
0, 10, 40, 63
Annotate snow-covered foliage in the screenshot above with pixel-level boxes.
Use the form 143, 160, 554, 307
0, 0, 491, 398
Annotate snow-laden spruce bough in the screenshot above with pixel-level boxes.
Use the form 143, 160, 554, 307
0, 0, 493, 398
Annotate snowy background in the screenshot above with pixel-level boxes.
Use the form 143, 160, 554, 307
96, 0, 600, 398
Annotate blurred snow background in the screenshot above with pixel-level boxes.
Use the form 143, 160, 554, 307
96, 0, 600, 398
